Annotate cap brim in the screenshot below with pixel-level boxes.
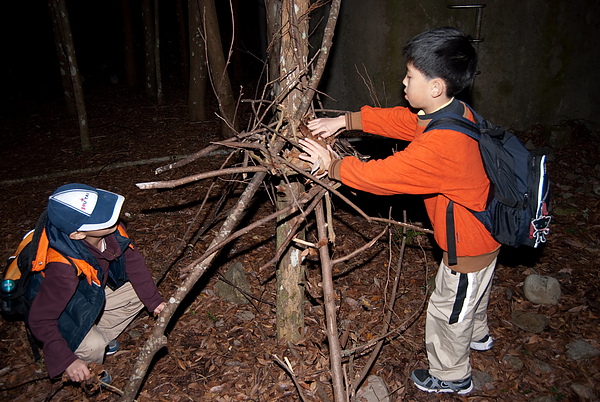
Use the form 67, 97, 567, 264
78, 190, 125, 231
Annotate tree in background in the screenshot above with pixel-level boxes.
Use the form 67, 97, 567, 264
48, 0, 89, 151
121, 1, 352, 399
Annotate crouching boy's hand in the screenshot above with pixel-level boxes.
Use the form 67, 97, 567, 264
153, 301, 166, 316
65, 358, 90, 382
299, 138, 338, 178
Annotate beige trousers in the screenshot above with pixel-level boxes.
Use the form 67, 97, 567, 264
74, 282, 143, 363
425, 257, 497, 382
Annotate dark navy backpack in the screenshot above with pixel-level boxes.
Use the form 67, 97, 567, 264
425, 107, 551, 265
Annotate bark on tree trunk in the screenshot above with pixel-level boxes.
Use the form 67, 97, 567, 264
273, 0, 309, 343
119, 1, 351, 398
200, 0, 238, 138
176, 0, 190, 87
154, 0, 163, 104
265, 0, 282, 96
280, 0, 309, 126
48, 1, 75, 114
188, 0, 208, 121
122, 0, 138, 87
142, 0, 156, 97
276, 181, 306, 342
48, 0, 90, 151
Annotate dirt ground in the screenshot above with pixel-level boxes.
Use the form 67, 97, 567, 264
0, 85, 599, 402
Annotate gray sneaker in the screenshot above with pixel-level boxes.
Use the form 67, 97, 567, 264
470, 334, 494, 351
410, 369, 473, 394
105, 339, 119, 356
99, 370, 112, 385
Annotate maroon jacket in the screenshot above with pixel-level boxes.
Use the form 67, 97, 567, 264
28, 233, 163, 378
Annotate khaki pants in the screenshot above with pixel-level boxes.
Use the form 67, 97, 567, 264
74, 282, 143, 363
425, 257, 497, 381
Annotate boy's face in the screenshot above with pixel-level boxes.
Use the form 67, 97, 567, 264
69, 224, 118, 241
402, 63, 435, 111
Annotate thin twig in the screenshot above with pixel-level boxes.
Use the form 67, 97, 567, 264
215, 269, 274, 308
188, 184, 322, 278
273, 355, 309, 402
156, 150, 241, 285
258, 186, 326, 278
271, 153, 371, 222
330, 225, 388, 266
371, 216, 433, 234
351, 211, 407, 395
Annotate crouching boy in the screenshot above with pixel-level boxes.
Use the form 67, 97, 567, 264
27, 183, 166, 382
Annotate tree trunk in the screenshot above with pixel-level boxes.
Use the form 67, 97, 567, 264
142, 0, 156, 97
188, 0, 208, 121
272, 0, 310, 343
48, 1, 74, 114
176, 0, 190, 87
230, 0, 243, 86
48, 0, 90, 151
122, 0, 138, 87
265, 0, 281, 93
200, 0, 238, 137
280, 0, 309, 125
119, 1, 349, 398
275, 181, 306, 342
154, 0, 163, 104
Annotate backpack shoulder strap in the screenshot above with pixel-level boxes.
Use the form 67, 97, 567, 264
424, 113, 482, 141
5, 212, 48, 280
424, 106, 486, 266
44, 248, 100, 285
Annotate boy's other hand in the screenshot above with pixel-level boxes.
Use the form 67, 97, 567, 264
65, 358, 90, 382
307, 116, 346, 138
299, 138, 337, 178
153, 301, 166, 316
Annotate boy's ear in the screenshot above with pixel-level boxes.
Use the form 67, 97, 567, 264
431, 78, 446, 98
69, 231, 87, 240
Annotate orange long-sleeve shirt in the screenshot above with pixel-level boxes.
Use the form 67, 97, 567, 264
331, 101, 499, 270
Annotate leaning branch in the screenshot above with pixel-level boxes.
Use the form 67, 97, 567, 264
294, 0, 341, 121
136, 166, 268, 189
315, 200, 346, 401
122, 170, 269, 400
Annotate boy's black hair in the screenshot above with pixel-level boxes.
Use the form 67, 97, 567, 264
403, 27, 477, 97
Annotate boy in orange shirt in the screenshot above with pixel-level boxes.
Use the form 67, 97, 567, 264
300, 27, 499, 394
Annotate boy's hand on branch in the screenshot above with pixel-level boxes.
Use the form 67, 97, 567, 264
299, 138, 339, 178
307, 116, 346, 138
153, 302, 166, 316
65, 358, 91, 382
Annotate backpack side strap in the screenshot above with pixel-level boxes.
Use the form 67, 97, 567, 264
446, 200, 457, 266
426, 114, 483, 266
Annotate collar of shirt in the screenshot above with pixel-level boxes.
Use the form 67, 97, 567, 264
417, 97, 456, 116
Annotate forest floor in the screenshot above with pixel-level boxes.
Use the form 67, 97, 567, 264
0, 85, 599, 402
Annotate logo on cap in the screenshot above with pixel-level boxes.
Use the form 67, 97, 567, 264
52, 190, 99, 216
